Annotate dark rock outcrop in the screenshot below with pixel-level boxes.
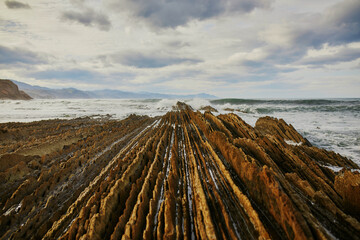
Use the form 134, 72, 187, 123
172, 101, 193, 111
199, 105, 218, 112
0, 80, 32, 100
0, 105, 359, 239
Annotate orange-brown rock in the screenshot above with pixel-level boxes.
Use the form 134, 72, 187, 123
0, 80, 32, 100
335, 170, 360, 218
199, 105, 218, 112
0, 104, 359, 240
223, 107, 235, 112
172, 101, 193, 111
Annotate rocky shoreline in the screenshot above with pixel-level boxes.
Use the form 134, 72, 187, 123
0, 103, 359, 239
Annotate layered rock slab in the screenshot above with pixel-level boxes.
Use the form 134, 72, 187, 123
0, 106, 359, 239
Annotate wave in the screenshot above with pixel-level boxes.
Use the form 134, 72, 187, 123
253, 105, 360, 114
210, 98, 360, 113
1, 98, 359, 164
211, 98, 360, 106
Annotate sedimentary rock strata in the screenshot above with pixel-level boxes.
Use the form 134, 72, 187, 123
0, 103, 359, 239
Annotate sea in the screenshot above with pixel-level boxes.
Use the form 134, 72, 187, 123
0, 98, 359, 166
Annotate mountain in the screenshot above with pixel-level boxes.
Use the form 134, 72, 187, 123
12, 81, 93, 99
12, 80, 217, 99
0, 79, 32, 100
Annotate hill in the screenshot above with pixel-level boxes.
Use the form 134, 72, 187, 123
0, 79, 32, 100
12, 80, 217, 99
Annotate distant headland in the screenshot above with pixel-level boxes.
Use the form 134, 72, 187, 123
4, 80, 217, 99
0, 79, 32, 100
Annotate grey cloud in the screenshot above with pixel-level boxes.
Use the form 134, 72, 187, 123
106, 0, 272, 28
28, 68, 101, 83
108, 51, 202, 68
300, 47, 360, 66
5, 0, 30, 9
250, 0, 360, 71
327, 0, 360, 27
0, 20, 26, 33
241, 58, 297, 77
166, 40, 191, 49
26, 68, 135, 87
291, 0, 360, 48
325, 0, 360, 44
70, 0, 86, 6
61, 8, 111, 31
292, 0, 360, 65
0, 45, 46, 66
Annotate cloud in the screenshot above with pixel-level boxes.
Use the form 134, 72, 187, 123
5, 0, 30, 9
24, 68, 136, 90
243, 0, 360, 72
28, 68, 101, 82
228, 48, 269, 64
1, 0, 359, 97
106, 0, 272, 28
61, 8, 111, 31
166, 40, 191, 49
0, 45, 46, 66
107, 51, 202, 68
324, 0, 360, 44
298, 43, 360, 66
278, 0, 359, 48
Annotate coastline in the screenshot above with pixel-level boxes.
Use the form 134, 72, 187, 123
1, 104, 359, 239
1, 98, 359, 165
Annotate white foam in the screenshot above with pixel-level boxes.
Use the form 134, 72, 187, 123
0, 98, 359, 167
185, 98, 212, 110
285, 140, 302, 146
322, 165, 343, 172
155, 99, 179, 111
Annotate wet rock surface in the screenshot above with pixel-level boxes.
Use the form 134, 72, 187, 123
0, 106, 359, 239
199, 105, 218, 112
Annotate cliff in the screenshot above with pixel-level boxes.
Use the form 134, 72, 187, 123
0, 80, 32, 100
0, 103, 359, 239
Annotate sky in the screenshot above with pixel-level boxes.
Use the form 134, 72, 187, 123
0, 0, 359, 98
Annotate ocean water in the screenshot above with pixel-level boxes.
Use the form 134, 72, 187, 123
0, 98, 359, 166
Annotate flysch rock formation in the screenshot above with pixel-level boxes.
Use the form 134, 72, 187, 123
0, 80, 32, 100
0, 102, 359, 240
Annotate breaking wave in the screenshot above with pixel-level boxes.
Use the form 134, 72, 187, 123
0, 98, 359, 165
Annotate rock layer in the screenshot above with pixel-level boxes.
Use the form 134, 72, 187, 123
0, 80, 32, 100
0, 104, 359, 239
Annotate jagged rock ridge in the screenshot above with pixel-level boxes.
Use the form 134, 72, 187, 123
0, 104, 359, 239
0, 80, 32, 100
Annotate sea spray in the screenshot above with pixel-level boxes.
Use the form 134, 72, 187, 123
0, 98, 359, 165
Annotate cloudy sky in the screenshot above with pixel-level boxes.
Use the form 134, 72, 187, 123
0, 0, 359, 98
